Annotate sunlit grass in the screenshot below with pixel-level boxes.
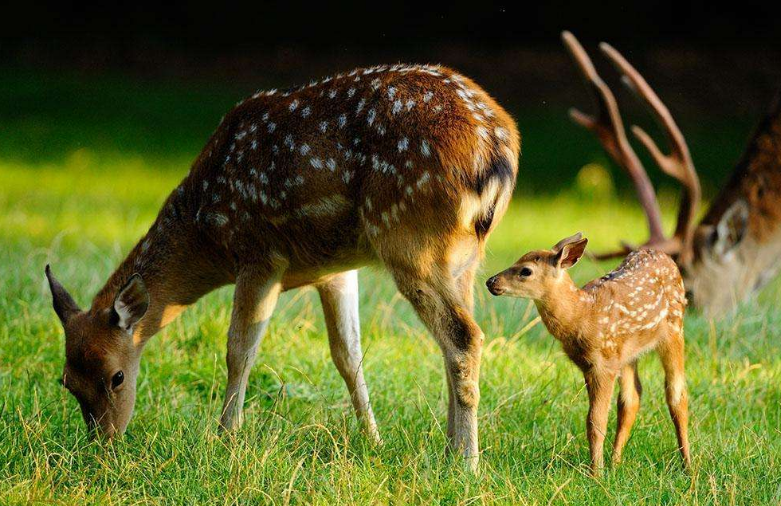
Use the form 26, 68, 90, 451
2, 153, 781, 504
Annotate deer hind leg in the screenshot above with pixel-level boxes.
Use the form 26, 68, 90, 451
389, 261, 484, 472
585, 368, 617, 476
612, 360, 642, 464
445, 252, 480, 441
657, 328, 691, 469
317, 270, 380, 443
219, 264, 284, 431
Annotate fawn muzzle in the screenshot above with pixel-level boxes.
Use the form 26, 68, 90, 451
485, 276, 505, 296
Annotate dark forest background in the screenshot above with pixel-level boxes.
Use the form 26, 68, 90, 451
2, 1, 781, 194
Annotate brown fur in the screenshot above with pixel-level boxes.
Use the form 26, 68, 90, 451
487, 235, 690, 474
685, 91, 781, 314
46, 64, 520, 470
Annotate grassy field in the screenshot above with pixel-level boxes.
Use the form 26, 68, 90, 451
1, 75, 781, 504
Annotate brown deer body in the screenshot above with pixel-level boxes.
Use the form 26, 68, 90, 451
686, 95, 781, 312
46, 64, 520, 470
486, 234, 691, 474
563, 32, 781, 316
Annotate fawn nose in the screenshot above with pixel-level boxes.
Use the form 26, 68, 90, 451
486, 276, 504, 296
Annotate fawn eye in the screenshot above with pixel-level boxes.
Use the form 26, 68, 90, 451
519, 267, 533, 277
111, 371, 124, 389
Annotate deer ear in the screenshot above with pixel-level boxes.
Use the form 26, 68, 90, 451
555, 238, 589, 269
713, 200, 749, 256
552, 232, 584, 252
45, 265, 81, 325
111, 274, 149, 333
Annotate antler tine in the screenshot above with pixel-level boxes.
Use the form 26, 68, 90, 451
600, 42, 702, 257
562, 31, 666, 246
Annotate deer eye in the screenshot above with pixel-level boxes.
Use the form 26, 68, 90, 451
519, 267, 533, 277
111, 371, 124, 389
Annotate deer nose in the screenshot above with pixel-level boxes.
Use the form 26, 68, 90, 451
486, 276, 504, 296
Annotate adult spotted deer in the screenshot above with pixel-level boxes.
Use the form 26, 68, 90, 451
486, 234, 691, 474
563, 31, 781, 316
46, 64, 519, 470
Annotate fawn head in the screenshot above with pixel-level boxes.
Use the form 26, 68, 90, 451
682, 200, 751, 314
486, 233, 588, 300
46, 265, 149, 438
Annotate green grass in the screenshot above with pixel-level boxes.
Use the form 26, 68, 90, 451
1, 74, 780, 504
2, 157, 781, 505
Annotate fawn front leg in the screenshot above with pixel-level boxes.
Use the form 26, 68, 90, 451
219, 266, 284, 431
585, 369, 617, 475
317, 270, 380, 443
612, 361, 642, 463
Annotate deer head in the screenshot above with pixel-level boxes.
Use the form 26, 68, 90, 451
562, 31, 780, 316
46, 265, 148, 437
486, 232, 588, 300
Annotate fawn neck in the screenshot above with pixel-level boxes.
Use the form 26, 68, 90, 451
90, 215, 231, 347
534, 273, 593, 343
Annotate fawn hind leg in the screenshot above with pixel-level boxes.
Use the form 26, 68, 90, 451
220, 264, 285, 430
657, 328, 691, 468
612, 361, 642, 463
585, 369, 618, 475
317, 270, 380, 443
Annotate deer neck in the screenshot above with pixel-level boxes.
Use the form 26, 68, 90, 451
90, 213, 231, 348
534, 274, 592, 343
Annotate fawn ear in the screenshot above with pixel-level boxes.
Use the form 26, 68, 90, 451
552, 232, 583, 252
111, 274, 149, 333
555, 238, 588, 269
45, 265, 82, 325
713, 200, 749, 257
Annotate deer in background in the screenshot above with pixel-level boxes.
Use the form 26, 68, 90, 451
563, 31, 781, 316
46, 64, 520, 471
486, 234, 691, 475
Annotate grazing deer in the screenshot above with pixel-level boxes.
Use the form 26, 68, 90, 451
486, 233, 691, 475
45, 64, 520, 470
563, 31, 781, 316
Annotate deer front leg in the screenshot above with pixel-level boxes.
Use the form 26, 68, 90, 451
219, 265, 284, 431
317, 270, 380, 443
584, 369, 617, 476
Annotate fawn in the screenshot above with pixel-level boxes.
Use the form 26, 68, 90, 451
45, 64, 520, 471
486, 233, 691, 474
564, 31, 781, 315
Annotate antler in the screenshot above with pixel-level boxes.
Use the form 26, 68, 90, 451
562, 31, 701, 262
